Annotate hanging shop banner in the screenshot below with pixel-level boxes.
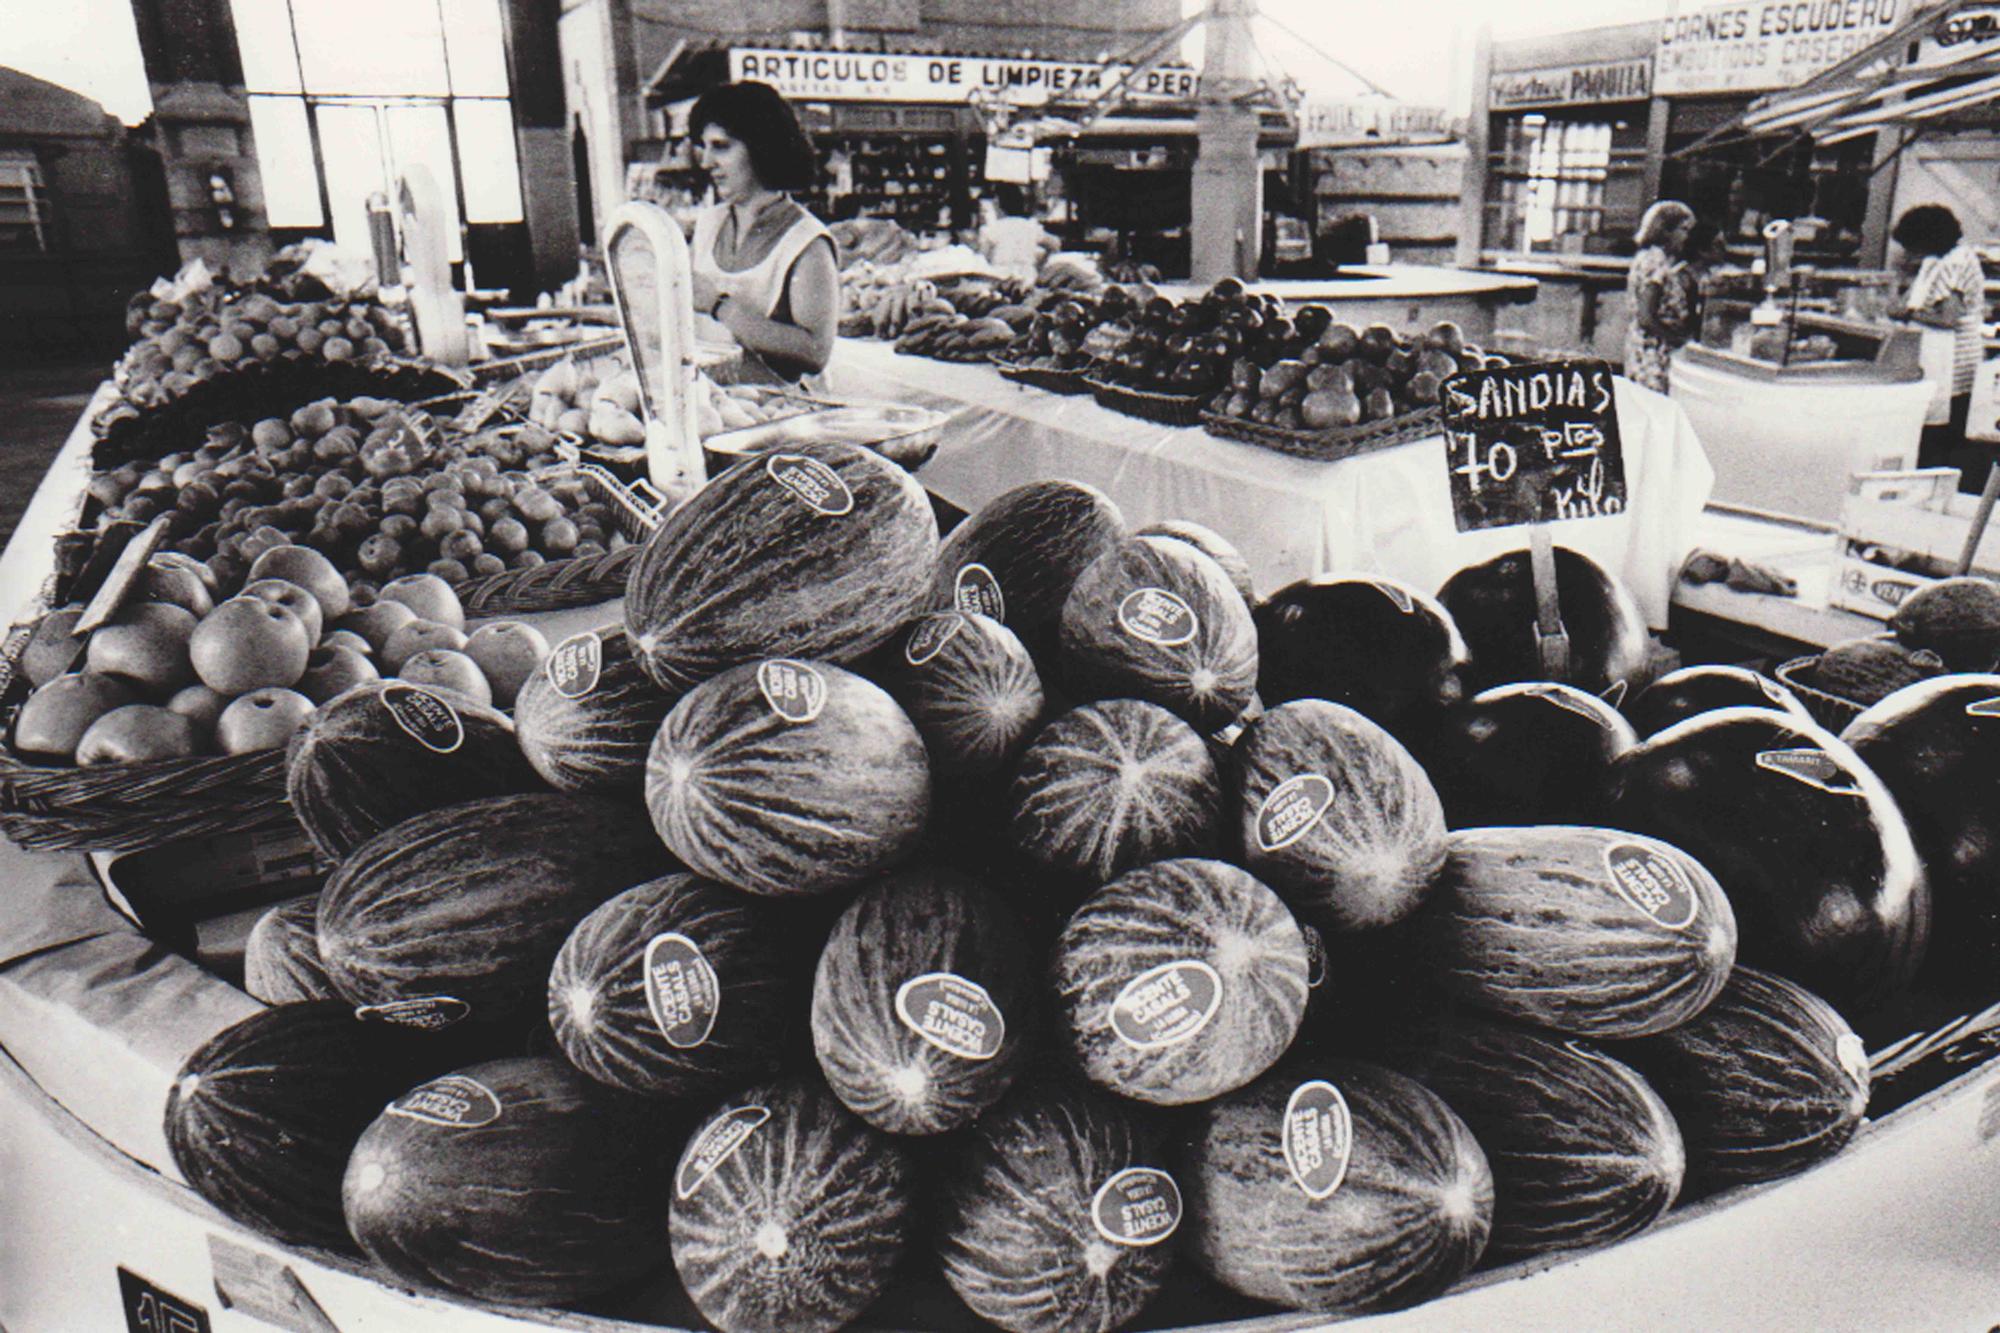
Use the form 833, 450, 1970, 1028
1655, 0, 1910, 95
1489, 59, 1654, 110
729, 48, 1199, 106
1442, 361, 1628, 531
1297, 99, 1455, 147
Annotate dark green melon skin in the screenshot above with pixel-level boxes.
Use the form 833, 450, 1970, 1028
164, 1002, 439, 1250
624, 439, 939, 692
1423, 826, 1737, 1038
1436, 544, 1650, 695
1135, 521, 1256, 608
548, 873, 791, 1099
1253, 575, 1469, 740
1059, 537, 1258, 734
1053, 858, 1307, 1106
1625, 664, 1813, 738
1604, 707, 1928, 1014
1235, 698, 1448, 933
243, 893, 336, 1004
812, 866, 1034, 1135
285, 681, 548, 860
881, 611, 1046, 777
514, 628, 679, 793
343, 1055, 672, 1304
929, 479, 1126, 666
646, 660, 931, 897
1009, 699, 1223, 885
1614, 967, 1869, 1198
1890, 576, 2000, 671
1421, 682, 1636, 830
1382, 1019, 1683, 1263
939, 1080, 1178, 1333
670, 1078, 914, 1333
317, 793, 675, 1028
1182, 1058, 1492, 1314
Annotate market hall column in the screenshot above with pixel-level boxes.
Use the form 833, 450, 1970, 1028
504, 0, 583, 294
1191, 0, 1264, 283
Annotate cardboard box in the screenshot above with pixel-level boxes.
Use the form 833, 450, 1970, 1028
1833, 468, 2000, 620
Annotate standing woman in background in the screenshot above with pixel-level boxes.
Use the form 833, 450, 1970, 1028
1625, 200, 1697, 393
1894, 204, 1988, 487
687, 82, 839, 387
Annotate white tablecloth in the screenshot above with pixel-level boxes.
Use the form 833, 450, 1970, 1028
827, 340, 1715, 629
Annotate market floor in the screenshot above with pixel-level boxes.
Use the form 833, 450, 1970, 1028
0, 361, 103, 557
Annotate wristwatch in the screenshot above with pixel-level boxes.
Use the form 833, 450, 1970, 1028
709, 293, 729, 318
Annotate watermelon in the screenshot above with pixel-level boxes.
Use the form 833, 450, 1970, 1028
938, 1081, 1179, 1333
514, 627, 679, 793
624, 439, 939, 692
1136, 520, 1256, 607
1616, 967, 1869, 1197
1625, 664, 1813, 737
1423, 826, 1737, 1037
930, 479, 1126, 664
164, 1002, 435, 1250
1182, 1058, 1492, 1313
1421, 683, 1636, 829
1382, 1019, 1683, 1263
1052, 858, 1307, 1105
1436, 545, 1649, 695
1235, 699, 1447, 932
1059, 537, 1258, 733
811, 866, 1033, 1134
242, 893, 336, 1004
1008, 700, 1222, 886
646, 659, 930, 897
548, 873, 792, 1099
343, 1055, 671, 1303
1253, 575, 1469, 739
1605, 707, 1928, 1013
1843, 675, 2000, 994
670, 1078, 914, 1333
1890, 576, 2000, 671
317, 793, 675, 1030
285, 681, 547, 860
879, 611, 1045, 777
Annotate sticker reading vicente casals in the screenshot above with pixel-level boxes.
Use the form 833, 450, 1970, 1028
381, 683, 464, 754
1091, 1167, 1184, 1247
1109, 960, 1223, 1049
894, 972, 1006, 1061
1602, 843, 1700, 930
546, 630, 605, 699
388, 1074, 502, 1128
954, 562, 1006, 620
766, 452, 855, 516
1256, 774, 1336, 852
644, 932, 720, 1049
1118, 587, 1199, 646
905, 613, 966, 666
1283, 1079, 1354, 1201
757, 659, 827, 723
1442, 360, 1626, 532
355, 995, 472, 1030
676, 1104, 771, 1200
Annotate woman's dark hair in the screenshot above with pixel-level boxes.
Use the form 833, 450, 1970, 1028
992, 183, 1028, 217
1893, 204, 1963, 257
1684, 219, 1724, 259
689, 82, 816, 192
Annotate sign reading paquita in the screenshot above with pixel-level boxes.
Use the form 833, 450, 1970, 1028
729, 48, 1200, 105
1298, 98, 1455, 147
1655, 0, 1909, 94
1490, 59, 1654, 109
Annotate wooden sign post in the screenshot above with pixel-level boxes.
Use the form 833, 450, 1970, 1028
603, 202, 706, 500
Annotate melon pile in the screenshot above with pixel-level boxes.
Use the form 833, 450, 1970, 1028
172, 448, 2000, 1332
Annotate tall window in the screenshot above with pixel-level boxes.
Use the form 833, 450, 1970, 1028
231, 0, 523, 261
0, 152, 50, 252
1485, 109, 1649, 256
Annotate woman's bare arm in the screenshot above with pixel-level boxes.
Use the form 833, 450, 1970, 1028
714, 236, 839, 374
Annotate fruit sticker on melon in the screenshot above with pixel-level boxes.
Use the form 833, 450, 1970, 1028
1183, 1059, 1492, 1314
514, 627, 681, 793
1135, 520, 1256, 608
647, 659, 930, 897
623, 439, 939, 692
1052, 858, 1308, 1105
928, 479, 1126, 665
1253, 574, 1469, 738
880, 610, 1046, 777
669, 1078, 914, 1333
938, 1082, 1180, 1333
811, 867, 1033, 1134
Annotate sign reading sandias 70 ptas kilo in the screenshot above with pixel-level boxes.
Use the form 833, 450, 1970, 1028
730, 48, 1198, 105
1655, 0, 1909, 94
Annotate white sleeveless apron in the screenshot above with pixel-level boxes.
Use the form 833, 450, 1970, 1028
690, 202, 832, 388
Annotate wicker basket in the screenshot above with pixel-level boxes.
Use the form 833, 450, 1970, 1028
1200, 404, 1444, 462
450, 462, 668, 616
1774, 656, 1868, 732
992, 355, 1098, 396
1082, 374, 1209, 427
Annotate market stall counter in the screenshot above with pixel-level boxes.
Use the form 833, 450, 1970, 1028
1153, 266, 1541, 343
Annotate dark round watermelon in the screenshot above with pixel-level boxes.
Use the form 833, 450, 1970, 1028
1235, 699, 1447, 933
1253, 575, 1469, 739
548, 873, 792, 1099
1421, 682, 1637, 829
1052, 858, 1307, 1105
1436, 545, 1649, 695
285, 681, 548, 860
1615, 966, 1869, 1197
1843, 674, 2000, 994
1605, 707, 1928, 1013
930, 479, 1126, 666
165, 1002, 436, 1250
242, 893, 336, 1004
1890, 576, 2000, 671
879, 611, 1045, 777
938, 1081, 1179, 1333
1136, 520, 1256, 607
317, 793, 675, 1030
1183, 1058, 1492, 1314
344, 1055, 671, 1303
811, 866, 1033, 1134
625, 439, 939, 692
1059, 537, 1258, 733
1384, 1019, 1683, 1263
514, 627, 679, 793
1008, 699, 1222, 886
1625, 664, 1813, 738
646, 658, 930, 897
670, 1078, 914, 1333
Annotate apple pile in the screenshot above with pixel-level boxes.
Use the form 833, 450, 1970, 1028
12, 552, 552, 767
999, 287, 1125, 373
1084, 279, 1266, 397
1210, 318, 1493, 432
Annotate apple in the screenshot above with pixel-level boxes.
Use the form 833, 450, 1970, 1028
379, 573, 465, 632
331, 600, 417, 655
190, 597, 312, 695
321, 629, 375, 658
242, 578, 324, 645
382, 619, 469, 673
216, 688, 317, 754
299, 644, 380, 704
249, 544, 351, 621
152, 549, 220, 596
14, 673, 138, 758
397, 648, 493, 707
86, 601, 198, 696
166, 683, 230, 737
463, 621, 550, 707
20, 606, 86, 687
76, 704, 202, 765
140, 559, 216, 618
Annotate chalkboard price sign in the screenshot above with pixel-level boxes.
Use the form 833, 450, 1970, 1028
1442, 361, 1626, 532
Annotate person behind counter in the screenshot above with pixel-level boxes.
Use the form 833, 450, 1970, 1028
1892, 204, 1987, 487
978, 184, 1057, 284
1625, 200, 1697, 393
688, 82, 838, 386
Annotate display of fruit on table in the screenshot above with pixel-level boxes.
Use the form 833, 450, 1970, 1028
523, 352, 645, 446
999, 288, 1124, 373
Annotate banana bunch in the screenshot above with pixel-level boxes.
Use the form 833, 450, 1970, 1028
893, 313, 1019, 362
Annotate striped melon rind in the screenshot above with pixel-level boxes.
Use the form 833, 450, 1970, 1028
928, 479, 1126, 664
881, 611, 1046, 777
514, 628, 679, 793
243, 892, 336, 1004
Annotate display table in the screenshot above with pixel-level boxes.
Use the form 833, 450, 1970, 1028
826, 339, 1714, 629
1152, 267, 1541, 341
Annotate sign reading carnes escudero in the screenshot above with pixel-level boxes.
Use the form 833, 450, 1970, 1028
1655, 0, 1907, 94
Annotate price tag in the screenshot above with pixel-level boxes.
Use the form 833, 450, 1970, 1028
1442, 360, 1626, 532
118, 1268, 211, 1333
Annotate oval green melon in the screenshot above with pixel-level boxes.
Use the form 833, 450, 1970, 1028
514, 627, 679, 793
879, 611, 1045, 777
242, 893, 336, 1004
929, 479, 1126, 665
1136, 520, 1256, 607
1890, 575, 2000, 671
